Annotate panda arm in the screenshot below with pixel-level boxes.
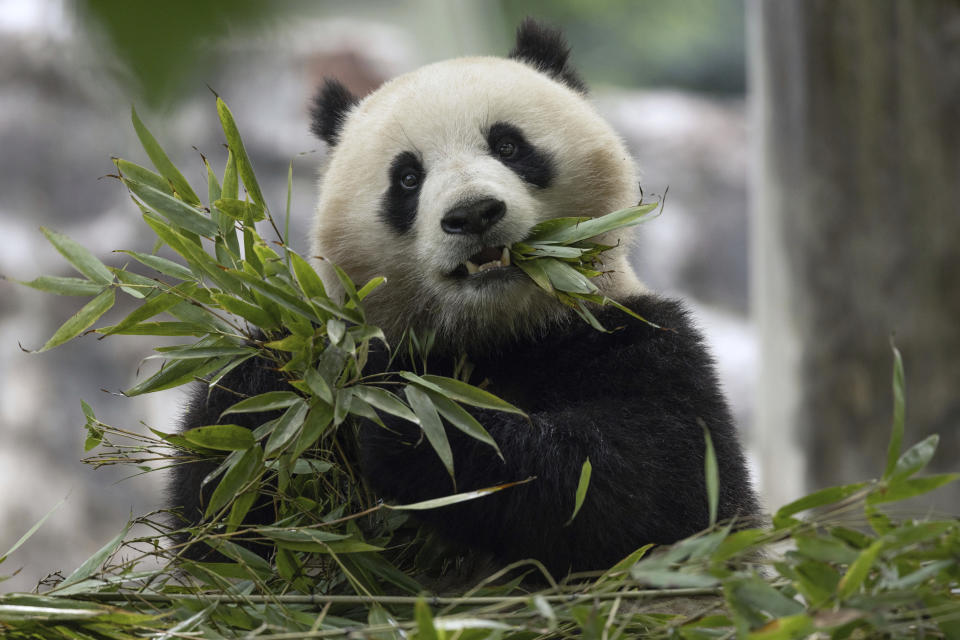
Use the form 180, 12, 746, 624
359, 294, 759, 574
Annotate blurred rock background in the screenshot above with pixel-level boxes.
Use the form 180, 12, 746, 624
4, 0, 955, 594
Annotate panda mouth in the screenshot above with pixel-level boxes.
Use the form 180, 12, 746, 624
451, 246, 512, 277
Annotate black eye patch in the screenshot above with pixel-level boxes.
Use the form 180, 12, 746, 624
380, 151, 424, 234
487, 122, 555, 189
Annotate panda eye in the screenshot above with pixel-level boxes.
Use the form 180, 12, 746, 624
496, 137, 519, 160
398, 170, 420, 190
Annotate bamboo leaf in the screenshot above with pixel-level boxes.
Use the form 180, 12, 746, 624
538, 258, 598, 294
264, 401, 309, 458
221, 391, 301, 416
124, 178, 219, 237
867, 473, 960, 505
404, 385, 454, 484
773, 482, 868, 528
182, 425, 255, 451
40, 227, 114, 285
213, 198, 266, 222
216, 98, 266, 210
423, 389, 500, 455
408, 373, 525, 415
526, 202, 658, 245
205, 445, 263, 518
883, 340, 906, 479
57, 522, 133, 589
39, 288, 115, 352
837, 539, 883, 599
16, 276, 105, 297
565, 457, 592, 526
890, 434, 939, 481
703, 423, 719, 527
116, 250, 196, 281
352, 385, 419, 424
131, 106, 200, 205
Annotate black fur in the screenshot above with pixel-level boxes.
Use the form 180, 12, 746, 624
169, 295, 760, 575
380, 151, 424, 234
309, 79, 358, 146
487, 122, 555, 189
508, 18, 587, 93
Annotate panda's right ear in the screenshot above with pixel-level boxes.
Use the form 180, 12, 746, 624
310, 79, 358, 147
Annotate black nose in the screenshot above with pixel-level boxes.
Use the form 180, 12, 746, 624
441, 198, 506, 235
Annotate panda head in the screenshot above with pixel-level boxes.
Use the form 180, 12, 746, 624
310, 19, 643, 351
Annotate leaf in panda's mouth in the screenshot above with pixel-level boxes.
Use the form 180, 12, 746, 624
463, 246, 511, 274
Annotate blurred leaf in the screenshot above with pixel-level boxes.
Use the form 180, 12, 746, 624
16, 275, 105, 297
890, 434, 939, 481
40, 227, 114, 285
565, 457, 592, 526
0, 497, 66, 565
867, 473, 960, 505
213, 198, 265, 222
837, 539, 883, 599
39, 288, 115, 352
131, 106, 200, 204
883, 340, 906, 479
773, 482, 867, 528
703, 424, 719, 527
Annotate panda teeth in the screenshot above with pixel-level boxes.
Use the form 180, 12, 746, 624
462, 246, 511, 275
465, 260, 480, 275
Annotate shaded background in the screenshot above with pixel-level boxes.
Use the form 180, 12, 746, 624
2, 0, 956, 594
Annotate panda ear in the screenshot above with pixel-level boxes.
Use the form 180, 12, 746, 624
310, 79, 358, 146
508, 18, 587, 93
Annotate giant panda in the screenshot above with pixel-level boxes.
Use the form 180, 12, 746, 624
170, 19, 759, 578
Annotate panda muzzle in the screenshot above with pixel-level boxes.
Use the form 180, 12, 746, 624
465, 246, 511, 274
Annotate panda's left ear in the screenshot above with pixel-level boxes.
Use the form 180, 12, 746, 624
310, 79, 358, 146
508, 18, 587, 93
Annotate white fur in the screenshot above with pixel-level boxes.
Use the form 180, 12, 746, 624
311, 56, 643, 350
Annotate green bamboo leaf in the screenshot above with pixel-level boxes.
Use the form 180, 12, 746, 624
15, 276, 105, 297
356, 276, 387, 301
211, 293, 278, 329
883, 340, 905, 479
289, 251, 327, 300
111, 268, 159, 299
230, 271, 322, 323
406, 373, 525, 415
773, 482, 868, 528
290, 401, 334, 460
386, 478, 533, 511
57, 521, 133, 589
182, 425, 255, 451
99, 289, 185, 336
0, 497, 66, 564
404, 384, 454, 483
866, 473, 960, 505
423, 389, 500, 455
125, 355, 229, 396
527, 202, 659, 244
352, 385, 419, 424
216, 98, 266, 209
113, 158, 174, 199
565, 457, 592, 526
264, 401, 309, 458
221, 391, 301, 416
415, 599, 440, 640
516, 257, 555, 293
703, 424, 719, 527
746, 614, 814, 640
96, 321, 208, 337
116, 250, 196, 281
124, 178, 219, 237
726, 575, 804, 618
40, 227, 114, 285
205, 445, 263, 518
539, 258, 598, 294
131, 106, 200, 205
837, 539, 883, 599
226, 491, 258, 534
38, 288, 115, 352
213, 198, 266, 222
890, 434, 939, 481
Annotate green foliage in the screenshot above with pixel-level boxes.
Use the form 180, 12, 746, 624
3, 101, 958, 639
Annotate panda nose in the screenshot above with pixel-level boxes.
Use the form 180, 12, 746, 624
441, 198, 506, 235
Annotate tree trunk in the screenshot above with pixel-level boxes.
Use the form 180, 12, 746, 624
750, 0, 960, 508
